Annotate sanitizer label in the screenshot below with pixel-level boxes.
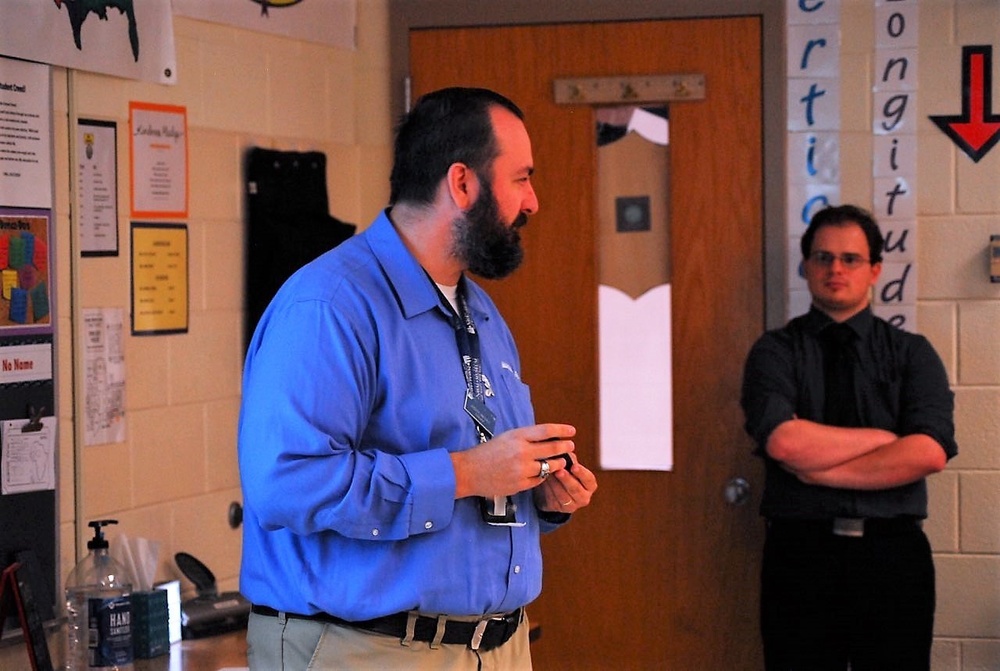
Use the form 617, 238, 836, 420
87, 596, 133, 667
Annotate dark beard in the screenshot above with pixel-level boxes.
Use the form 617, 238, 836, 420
453, 181, 527, 279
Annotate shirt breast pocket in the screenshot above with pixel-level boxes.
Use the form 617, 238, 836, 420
495, 366, 534, 428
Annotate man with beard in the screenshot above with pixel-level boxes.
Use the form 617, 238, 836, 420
238, 87, 598, 670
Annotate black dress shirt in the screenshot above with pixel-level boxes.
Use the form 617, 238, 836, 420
741, 306, 958, 520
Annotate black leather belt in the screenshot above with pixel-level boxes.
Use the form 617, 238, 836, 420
250, 604, 521, 651
767, 517, 922, 538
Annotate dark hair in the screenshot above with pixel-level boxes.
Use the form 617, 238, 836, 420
800, 204, 884, 264
389, 87, 524, 205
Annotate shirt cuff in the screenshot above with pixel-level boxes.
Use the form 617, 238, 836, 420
401, 448, 457, 534
536, 508, 570, 529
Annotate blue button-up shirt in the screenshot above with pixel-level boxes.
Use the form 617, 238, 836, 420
238, 210, 555, 620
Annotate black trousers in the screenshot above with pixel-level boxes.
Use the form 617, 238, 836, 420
761, 520, 935, 671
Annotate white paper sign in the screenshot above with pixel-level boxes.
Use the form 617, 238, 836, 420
129, 102, 188, 218
0, 343, 52, 384
83, 308, 126, 446
0, 57, 52, 209
172, 0, 356, 50
78, 119, 119, 255
599, 284, 673, 471
0, 0, 176, 85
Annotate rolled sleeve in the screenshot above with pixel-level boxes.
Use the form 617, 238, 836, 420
898, 336, 958, 460
741, 335, 797, 452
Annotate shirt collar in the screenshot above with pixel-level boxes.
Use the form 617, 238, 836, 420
805, 304, 874, 341
366, 208, 477, 321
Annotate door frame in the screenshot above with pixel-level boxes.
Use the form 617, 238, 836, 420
388, 0, 788, 329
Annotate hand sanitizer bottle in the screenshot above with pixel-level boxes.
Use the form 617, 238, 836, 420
64, 520, 134, 670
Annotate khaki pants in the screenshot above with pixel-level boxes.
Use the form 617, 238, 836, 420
247, 610, 533, 671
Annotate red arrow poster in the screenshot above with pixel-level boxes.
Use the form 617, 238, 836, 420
929, 45, 1000, 163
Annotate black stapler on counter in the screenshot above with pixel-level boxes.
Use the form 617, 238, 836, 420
175, 552, 251, 639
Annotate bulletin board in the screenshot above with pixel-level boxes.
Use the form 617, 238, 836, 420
0, 215, 58, 634
0, 57, 58, 632
0, 213, 57, 630
0, 345, 57, 630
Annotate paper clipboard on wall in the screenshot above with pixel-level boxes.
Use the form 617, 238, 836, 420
1, 409, 56, 496
0, 402, 58, 636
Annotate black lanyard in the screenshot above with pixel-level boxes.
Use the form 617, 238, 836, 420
434, 276, 520, 525
435, 276, 496, 442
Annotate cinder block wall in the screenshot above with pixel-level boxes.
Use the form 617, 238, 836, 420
839, 2, 1000, 669
54, 0, 392, 589
0, 3, 391, 667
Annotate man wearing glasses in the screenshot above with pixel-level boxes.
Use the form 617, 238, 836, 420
741, 204, 957, 670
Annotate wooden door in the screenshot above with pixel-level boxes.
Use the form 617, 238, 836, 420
411, 18, 764, 670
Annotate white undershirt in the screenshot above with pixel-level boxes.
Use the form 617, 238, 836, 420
436, 282, 459, 313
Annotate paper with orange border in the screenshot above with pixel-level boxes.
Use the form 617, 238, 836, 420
129, 102, 189, 219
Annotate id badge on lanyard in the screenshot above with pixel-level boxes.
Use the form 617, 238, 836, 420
464, 394, 524, 526
453, 282, 524, 527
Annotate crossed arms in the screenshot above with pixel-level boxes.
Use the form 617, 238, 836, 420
742, 323, 955, 493
765, 418, 947, 491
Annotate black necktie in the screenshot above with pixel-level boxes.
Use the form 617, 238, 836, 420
821, 323, 858, 426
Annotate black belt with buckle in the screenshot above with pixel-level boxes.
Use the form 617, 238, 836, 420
250, 604, 521, 651
768, 517, 922, 538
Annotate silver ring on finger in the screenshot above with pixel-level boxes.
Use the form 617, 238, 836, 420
537, 459, 551, 480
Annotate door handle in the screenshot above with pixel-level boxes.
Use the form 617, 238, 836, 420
723, 477, 751, 506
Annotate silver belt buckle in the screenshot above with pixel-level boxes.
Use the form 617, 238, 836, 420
470, 618, 490, 651
833, 517, 864, 537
